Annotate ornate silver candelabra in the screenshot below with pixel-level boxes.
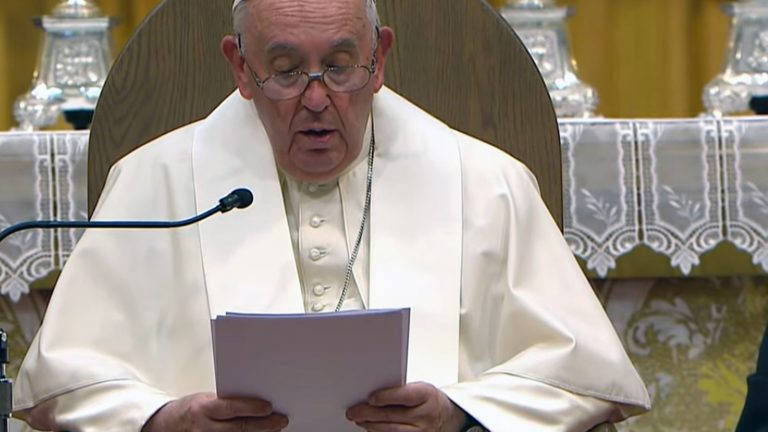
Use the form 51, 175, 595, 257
500, 0, 598, 117
14, 0, 114, 130
704, 0, 768, 115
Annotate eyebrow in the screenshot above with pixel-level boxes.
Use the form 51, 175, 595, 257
265, 42, 301, 57
331, 38, 359, 53
264, 38, 360, 57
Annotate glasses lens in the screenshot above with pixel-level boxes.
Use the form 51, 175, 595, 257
259, 66, 372, 100
324, 67, 371, 93
262, 73, 309, 100
271, 72, 304, 88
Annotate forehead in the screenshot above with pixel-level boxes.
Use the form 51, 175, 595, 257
246, 0, 370, 53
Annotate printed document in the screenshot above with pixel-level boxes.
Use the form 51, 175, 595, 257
212, 308, 410, 432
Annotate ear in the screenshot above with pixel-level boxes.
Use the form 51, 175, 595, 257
371, 27, 394, 93
221, 35, 255, 100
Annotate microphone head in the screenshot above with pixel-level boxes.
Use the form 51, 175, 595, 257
219, 188, 254, 213
232, 188, 254, 209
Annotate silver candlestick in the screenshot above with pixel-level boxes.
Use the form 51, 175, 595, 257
704, 0, 768, 115
14, 0, 114, 130
500, 0, 598, 117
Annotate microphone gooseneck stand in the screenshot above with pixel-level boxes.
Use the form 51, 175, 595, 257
0, 188, 254, 244
0, 329, 10, 432
0, 188, 254, 429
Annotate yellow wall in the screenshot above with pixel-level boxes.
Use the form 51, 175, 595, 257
0, 0, 734, 129
491, 0, 732, 118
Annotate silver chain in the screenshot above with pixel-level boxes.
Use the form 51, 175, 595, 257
335, 117, 375, 312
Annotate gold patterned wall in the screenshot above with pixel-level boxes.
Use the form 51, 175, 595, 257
596, 277, 768, 431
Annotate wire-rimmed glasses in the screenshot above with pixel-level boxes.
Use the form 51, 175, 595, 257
237, 35, 378, 101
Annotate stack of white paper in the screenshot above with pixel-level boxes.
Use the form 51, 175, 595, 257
212, 308, 410, 432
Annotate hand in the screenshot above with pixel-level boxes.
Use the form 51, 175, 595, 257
346, 382, 467, 432
141, 392, 288, 432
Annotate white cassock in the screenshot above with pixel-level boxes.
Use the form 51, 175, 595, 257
14, 88, 650, 431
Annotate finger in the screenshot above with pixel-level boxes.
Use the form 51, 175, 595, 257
354, 421, 420, 432
204, 396, 274, 420
368, 382, 433, 407
346, 404, 417, 424
215, 414, 289, 432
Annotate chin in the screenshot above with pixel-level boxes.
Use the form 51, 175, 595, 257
284, 165, 340, 183
299, 170, 342, 183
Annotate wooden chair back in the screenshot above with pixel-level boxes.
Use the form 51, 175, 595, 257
88, 0, 562, 227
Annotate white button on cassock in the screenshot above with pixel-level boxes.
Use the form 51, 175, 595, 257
309, 215, 324, 228
313, 284, 329, 296
309, 248, 326, 261
311, 303, 327, 312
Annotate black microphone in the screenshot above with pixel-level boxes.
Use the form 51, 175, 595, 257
0, 188, 254, 244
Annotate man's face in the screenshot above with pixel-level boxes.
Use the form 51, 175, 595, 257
222, 0, 394, 183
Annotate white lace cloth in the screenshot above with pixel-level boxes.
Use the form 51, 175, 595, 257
562, 117, 768, 277
1, 118, 767, 301
0, 132, 88, 302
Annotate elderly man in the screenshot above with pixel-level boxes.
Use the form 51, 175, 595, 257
14, 0, 650, 430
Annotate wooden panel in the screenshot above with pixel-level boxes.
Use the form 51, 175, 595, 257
88, 0, 235, 214
378, 1, 561, 224
88, 0, 561, 227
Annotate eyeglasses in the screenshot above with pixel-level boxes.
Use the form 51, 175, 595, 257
246, 60, 377, 101
237, 35, 378, 101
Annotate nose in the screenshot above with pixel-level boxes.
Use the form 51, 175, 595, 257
301, 75, 330, 112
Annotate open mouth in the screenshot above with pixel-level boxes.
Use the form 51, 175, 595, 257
299, 128, 336, 147
301, 129, 334, 137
